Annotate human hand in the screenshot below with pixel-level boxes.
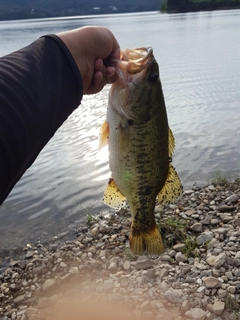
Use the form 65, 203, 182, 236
57, 26, 120, 95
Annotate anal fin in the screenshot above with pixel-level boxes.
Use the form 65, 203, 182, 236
103, 178, 127, 208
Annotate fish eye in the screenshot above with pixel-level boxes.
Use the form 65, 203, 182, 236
148, 72, 159, 83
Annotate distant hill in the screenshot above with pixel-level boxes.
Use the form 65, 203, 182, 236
0, 0, 160, 20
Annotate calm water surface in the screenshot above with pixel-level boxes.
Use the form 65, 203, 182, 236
0, 10, 240, 253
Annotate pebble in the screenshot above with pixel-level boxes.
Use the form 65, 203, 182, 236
132, 258, 153, 269
103, 279, 114, 291
175, 252, 188, 262
191, 222, 203, 232
196, 233, 213, 245
13, 294, 26, 304
25, 308, 38, 318
225, 194, 238, 203
164, 290, 181, 304
206, 255, 217, 266
173, 243, 185, 251
108, 262, 118, 273
218, 205, 236, 212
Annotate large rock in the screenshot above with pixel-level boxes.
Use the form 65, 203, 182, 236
156, 308, 175, 320
123, 260, 131, 270
225, 194, 238, 203
185, 307, 206, 319
182, 300, 190, 313
206, 255, 217, 266
139, 301, 152, 311
164, 290, 181, 304
212, 300, 225, 315
42, 279, 56, 292
203, 276, 222, 288
132, 258, 153, 270
214, 253, 227, 268
13, 294, 26, 304
25, 308, 38, 318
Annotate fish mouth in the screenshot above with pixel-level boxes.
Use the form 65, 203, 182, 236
114, 46, 154, 85
121, 46, 153, 74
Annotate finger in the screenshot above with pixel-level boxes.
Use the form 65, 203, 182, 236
103, 48, 120, 68
86, 71, 105, 95
94, 58, 104, 72
111, 47, 121, 61
106, 66, 118, 84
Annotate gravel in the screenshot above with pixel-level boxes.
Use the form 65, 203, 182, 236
1, 182, 240, 319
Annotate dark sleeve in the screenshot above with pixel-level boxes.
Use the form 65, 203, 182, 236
0, 35, 83, 205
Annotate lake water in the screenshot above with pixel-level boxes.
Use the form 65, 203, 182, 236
0, 10, 240, 254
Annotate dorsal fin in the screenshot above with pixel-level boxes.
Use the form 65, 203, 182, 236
168, 127, 175, 159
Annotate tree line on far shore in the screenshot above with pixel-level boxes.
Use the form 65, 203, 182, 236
0, 0, 239, 21
162, 0, 240, 13
0, 0, 158, 21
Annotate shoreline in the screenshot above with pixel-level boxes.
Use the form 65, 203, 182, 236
1, 181, 240, 319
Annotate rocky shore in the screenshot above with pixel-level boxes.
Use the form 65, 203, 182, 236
1, 181, 240, 320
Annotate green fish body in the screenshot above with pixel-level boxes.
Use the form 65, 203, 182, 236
99, 47, 182, 255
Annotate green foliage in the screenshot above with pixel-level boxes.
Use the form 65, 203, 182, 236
123, 247, 137, 261
166, 0, 240, 13
167, 0, 190, 12
158, 216, 189, 247
211, 172, 228, 186
224, 290, 240, 313
158, 215, 204, 258
86, 213, 97, 226
182, 236, 199, 258
160, 0, 168, 12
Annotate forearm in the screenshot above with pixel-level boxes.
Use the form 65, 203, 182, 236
0, 35, 83, 204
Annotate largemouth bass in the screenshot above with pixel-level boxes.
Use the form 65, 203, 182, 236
99, 46, 182, 255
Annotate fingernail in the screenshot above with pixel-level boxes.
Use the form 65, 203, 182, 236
106, 68, 113, 76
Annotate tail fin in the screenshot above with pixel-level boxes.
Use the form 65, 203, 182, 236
129, 223, 164, 256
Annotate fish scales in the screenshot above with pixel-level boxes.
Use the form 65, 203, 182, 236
99, 46, 183, 255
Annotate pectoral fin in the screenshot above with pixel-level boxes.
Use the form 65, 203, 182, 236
99, 120, 109, 150
103, 178, 127, 208
157, 164, 183, 205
